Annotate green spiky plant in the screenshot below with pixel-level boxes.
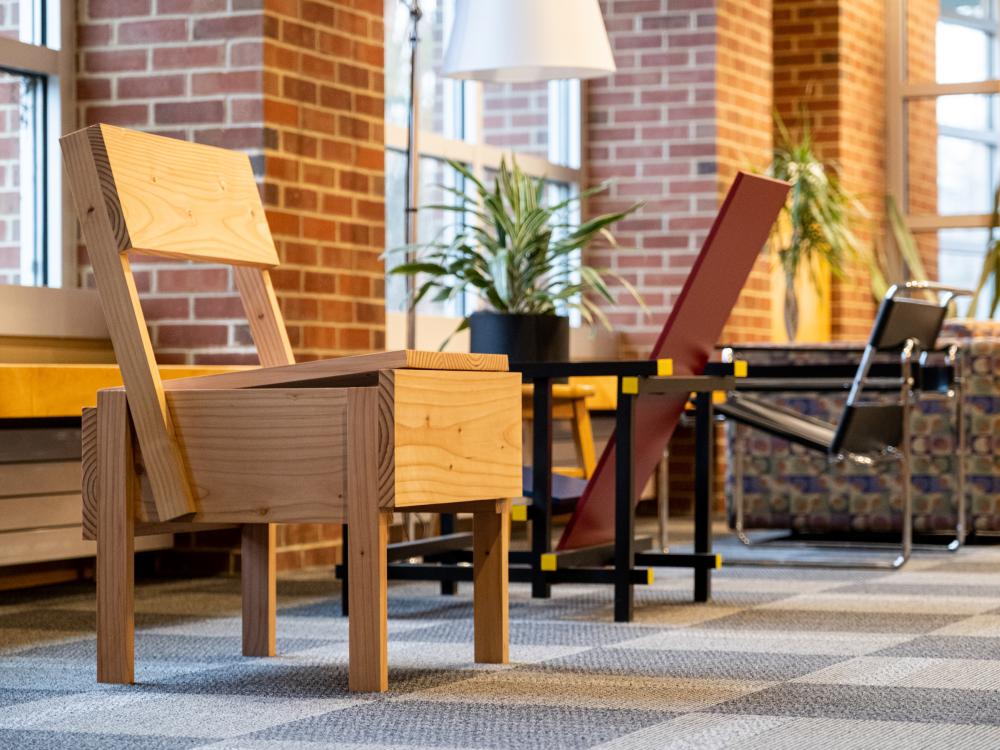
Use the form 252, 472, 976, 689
389, 158, 646, 345
971, 182, 1000, 318
768, 113, 863, 340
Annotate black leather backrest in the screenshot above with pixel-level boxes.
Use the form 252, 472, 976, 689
868, 296, 947, 351
831, 404, 904, 455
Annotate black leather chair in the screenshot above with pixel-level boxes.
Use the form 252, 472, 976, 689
718, 281, 972, 568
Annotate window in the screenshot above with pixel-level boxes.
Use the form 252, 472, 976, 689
887, 0, 1000, 317
0, 0, 74, 288
383, 0, 583, 319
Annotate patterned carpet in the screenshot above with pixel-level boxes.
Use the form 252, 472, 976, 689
2, 543, 1000, 749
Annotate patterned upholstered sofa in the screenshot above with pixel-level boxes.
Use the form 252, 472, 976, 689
722, 320, 1000, 538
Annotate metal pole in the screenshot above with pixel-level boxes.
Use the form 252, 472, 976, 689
403, 0, 422, 350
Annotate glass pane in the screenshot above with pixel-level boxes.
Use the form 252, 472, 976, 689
938, 228, 991, 317
936, 22, 991, 83
0, 0, 42, 44
937, 93, 992, 130
385, 150, 466, 316
0, 71, 43, 286
941, 0, 990, 20
385, 0, 462, 138
937, 136, 994, 214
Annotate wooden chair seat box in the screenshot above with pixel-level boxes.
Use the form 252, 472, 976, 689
62, 124, 521, 692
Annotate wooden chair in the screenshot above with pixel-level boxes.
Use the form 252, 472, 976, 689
62, 124, 521, 692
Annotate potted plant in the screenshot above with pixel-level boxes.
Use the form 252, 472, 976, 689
768, 114, 863, 340
389, 158, 644, 361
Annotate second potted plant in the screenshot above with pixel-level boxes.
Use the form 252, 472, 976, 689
390, 158, 644, 361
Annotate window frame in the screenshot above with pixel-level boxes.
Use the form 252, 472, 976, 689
888, 0, 1000, 232
0, 0, 76, 289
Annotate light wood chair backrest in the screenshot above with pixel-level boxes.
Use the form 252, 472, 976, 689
62, 124, 295, 522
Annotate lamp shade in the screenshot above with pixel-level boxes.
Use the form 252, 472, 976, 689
441, 0, 616, 83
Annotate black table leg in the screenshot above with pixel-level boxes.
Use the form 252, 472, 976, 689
531, 377, 553, 599
438, 514, 457, 596
694, 391, 713, 602
614, 385, 636, 622
340, 523, 349, 616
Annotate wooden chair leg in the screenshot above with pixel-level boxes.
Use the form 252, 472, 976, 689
347, 508, 389, 692
242, 523, 276, 657
346, 386, 389, 693
473, 500, 510, 664
96, 391, 135, 684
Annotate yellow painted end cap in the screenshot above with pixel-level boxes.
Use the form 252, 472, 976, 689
656, 358, 673, 377
621, 376, 639, 395
714, 554, 723, 569
646, 568, 655, 585
540, 553, 557, 572
511, 505, 528, 522
734, 360, 748, 378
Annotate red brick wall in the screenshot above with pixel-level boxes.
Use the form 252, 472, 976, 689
75, 0, 384, 569
587, 0, 723, 358
587, 0, 775, 357
262, 0, 385, 360
76, 0, 384, 365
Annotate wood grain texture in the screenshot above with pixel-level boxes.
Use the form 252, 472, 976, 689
157, 350, 509, 392
165, 388, 348, 523
81, 407, 98, 539
0, 528, 170, 566
96, 389, 135, 684
473, 499, 510, 664
99, 124, 279, 267
346, 387, 389, 693
386, 369, 522, 509
242, 522, 276, 656
231, 266, 287, 663
62, 126, 195, 522
233, 267, 294, 368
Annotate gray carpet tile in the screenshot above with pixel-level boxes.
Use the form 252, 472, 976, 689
1, 539, 999, 748
0, 729, 204, 750
873, 635, 1000, 660
827, 582, 1000, 598
11, 635, 334, 662
394, 619, 663, 647
248, 700, 677, 749
696, 607, 964, 633
706, 683, 1000, 725
534, 646, 846, 681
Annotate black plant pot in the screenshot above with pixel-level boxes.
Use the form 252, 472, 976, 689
469, 312, 569, 364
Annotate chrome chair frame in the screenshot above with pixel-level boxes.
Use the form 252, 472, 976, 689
723, 282, 971, 569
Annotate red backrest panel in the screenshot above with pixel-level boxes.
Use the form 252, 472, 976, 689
557, 172, 790, 550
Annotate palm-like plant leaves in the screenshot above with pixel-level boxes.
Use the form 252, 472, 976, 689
387, 157, 644, 332
769, 113, 862, 288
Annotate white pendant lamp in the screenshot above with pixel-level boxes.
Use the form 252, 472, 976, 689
442, 0, 617, 83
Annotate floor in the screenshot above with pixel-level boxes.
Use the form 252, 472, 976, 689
2, 537, 1000, 749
